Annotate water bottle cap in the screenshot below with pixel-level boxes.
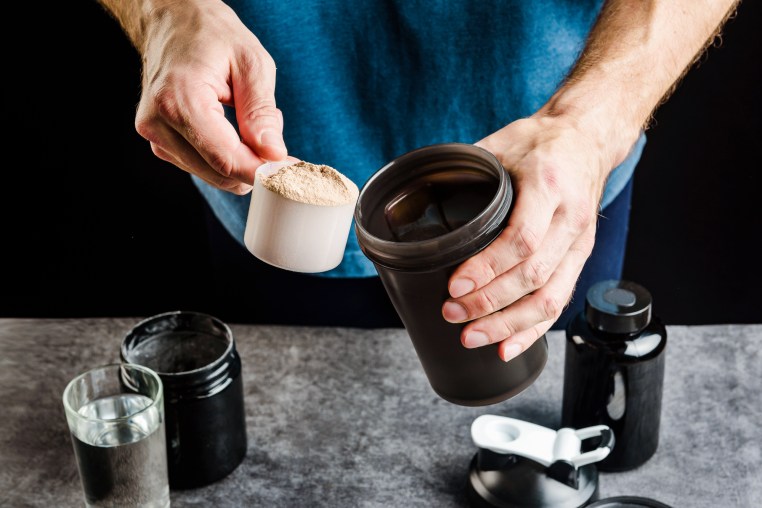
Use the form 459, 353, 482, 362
585, 280, 652, 334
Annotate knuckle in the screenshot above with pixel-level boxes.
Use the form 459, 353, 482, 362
134, 113, 160, 143
523, 152, 561, 198
574, 234, 596, 256
149, 142, 166, 159
539, 162, 561, 196
474, 289, 500, 316
512, 226, 540, 258
135, 103, 161, 143
539, 294, 562, 321
207, 149, 235, 178
497, 316, 518, 339
240, 48, 276, 74
567, 201, 596, 232
245, 101, 281, 124
520, 259, 549, 289
235, 56, 279, 118
459, 250, 498, 287
478, 251, 500, 282
153, 87, 182, 123
524, 325, 543, 346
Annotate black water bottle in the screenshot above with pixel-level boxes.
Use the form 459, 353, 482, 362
561, 280, 667, 471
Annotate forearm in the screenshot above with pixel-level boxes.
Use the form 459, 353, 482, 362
96, 0, 192, 53
541, 0, 740, 167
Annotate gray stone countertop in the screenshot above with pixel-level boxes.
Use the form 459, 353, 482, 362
0, 319, 760, 507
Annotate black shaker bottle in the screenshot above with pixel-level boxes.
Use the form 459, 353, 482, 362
355, 143, 548, 406
561, 280, 667, 471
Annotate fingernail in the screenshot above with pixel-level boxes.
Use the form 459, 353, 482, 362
502, 343, 524, 362
442, 302, 468, 322
260, 129, 283, 148
450, 278, 475, 298
464, 331, 490, 349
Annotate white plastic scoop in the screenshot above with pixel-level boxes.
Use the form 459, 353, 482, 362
244, 161, 358, 273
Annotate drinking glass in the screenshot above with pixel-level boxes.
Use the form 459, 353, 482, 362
62, 364, 170, 507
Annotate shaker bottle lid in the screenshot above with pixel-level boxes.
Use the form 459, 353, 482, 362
468, 415, 614, 508
585, 280, 652, 334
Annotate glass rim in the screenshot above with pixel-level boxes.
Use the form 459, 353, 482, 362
62, 363, 163, 424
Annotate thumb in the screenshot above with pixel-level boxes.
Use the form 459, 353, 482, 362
232, 52, 288, 162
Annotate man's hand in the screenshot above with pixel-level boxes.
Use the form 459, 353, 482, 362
442, 115, 611, 362
103, 0, 287, 195
440, 0, 739, 362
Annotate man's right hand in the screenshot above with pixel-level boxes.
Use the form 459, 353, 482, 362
133, 0, 287, 194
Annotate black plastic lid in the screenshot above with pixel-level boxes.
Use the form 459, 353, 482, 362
467, 453, 599, 508
585, 280, 652, 335
587, 496, 672, 507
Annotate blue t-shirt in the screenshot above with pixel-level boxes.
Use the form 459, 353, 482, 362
195, 0, 646, 277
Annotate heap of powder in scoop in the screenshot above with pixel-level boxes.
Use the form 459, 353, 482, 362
261, 161, 358, 206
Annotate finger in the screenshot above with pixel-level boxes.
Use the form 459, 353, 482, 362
498, 320, 555, 362
138, 82, 266, 186
448, 188, 559, 299
147, 121, 253, 195
231, 49, 288, 162
153, 143, 253, 195
443, 216, 582, 322
458, 225, 595, 350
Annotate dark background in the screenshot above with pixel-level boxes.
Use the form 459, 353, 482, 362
2, 2, 760, 325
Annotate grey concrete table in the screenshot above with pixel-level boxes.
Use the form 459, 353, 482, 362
1, 319, 760, 507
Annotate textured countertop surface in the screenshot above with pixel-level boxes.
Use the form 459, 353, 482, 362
1, 318, 760, 507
